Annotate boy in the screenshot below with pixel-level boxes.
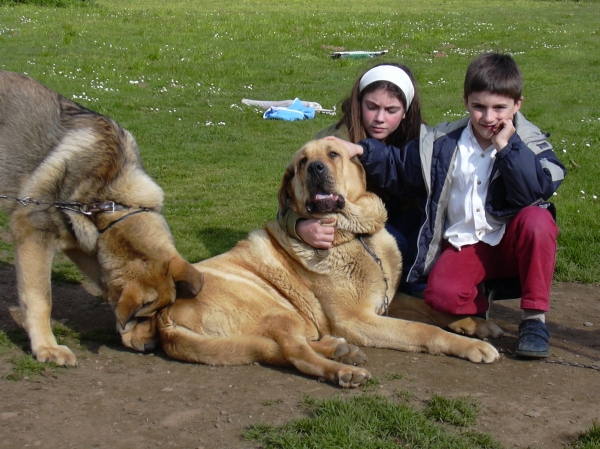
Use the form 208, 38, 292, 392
326, 53, 566, 358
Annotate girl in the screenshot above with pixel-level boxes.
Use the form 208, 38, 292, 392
281, 63, 426, 294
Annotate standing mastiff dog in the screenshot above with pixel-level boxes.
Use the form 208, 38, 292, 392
155, 139, 501, 388
0, 71, 203, 366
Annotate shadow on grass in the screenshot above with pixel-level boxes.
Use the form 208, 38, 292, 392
197, 227, 251, 258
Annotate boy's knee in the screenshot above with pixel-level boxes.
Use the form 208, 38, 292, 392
424, 283, 472, 314
513, 206, 558, 239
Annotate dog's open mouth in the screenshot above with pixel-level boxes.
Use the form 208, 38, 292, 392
306, 189, 346, 214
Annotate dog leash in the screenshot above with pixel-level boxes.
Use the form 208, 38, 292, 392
358, 235, 390, 316
96, 208, 151, 233
1, 195, 125, 215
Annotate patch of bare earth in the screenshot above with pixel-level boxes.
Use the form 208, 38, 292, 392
0, 264, 598, 449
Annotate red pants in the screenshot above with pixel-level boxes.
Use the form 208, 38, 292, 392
424, 206, 558, 315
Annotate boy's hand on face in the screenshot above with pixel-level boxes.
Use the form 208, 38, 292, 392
491, 118, 516, 152
322, 136, 364, 159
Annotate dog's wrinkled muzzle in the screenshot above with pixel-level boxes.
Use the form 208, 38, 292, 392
117, 316, 158, 352
305, 161, 345, 213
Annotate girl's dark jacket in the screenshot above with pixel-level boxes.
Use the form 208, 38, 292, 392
357, 112, 566, 284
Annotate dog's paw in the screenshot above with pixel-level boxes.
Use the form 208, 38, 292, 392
448, 318, 504, 339
475, 320, 504, 339
463, 340, 500, 364
35, 345, 77, 366
333, 343, 367, 366
335, 366, 371, 388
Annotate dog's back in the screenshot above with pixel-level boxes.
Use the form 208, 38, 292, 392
0, 71, 68, 196
0, 71, 145, 213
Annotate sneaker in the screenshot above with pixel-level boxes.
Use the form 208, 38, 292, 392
515, 319, 550, 358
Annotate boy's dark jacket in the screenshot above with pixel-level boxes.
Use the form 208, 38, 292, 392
358, 112, 566, 284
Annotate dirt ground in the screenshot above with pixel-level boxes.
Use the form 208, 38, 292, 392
0, 263, 599, 449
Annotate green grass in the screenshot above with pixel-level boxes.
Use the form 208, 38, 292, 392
0, 324, 120, 381
6, 354, 56, 381
0, 0, 93, 6
569, 422, 600, 449
0, 0, 598, 282
245, 394, 502, 449
0, 0, 598, 442
384, 372, 404, 381
424, 395, 479, 427
0, 330, 15, 354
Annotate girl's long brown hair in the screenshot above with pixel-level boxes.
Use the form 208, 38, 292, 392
335, 63, 424, 148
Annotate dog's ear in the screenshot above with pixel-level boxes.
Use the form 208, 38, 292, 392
278, 162, 295, 212
114, 283, 140, 330
67, 213, 99, 253
170, 257, 203, 299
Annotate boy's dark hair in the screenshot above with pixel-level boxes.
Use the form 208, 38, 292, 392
464, 53, 523, 101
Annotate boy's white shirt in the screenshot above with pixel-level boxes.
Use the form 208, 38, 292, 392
444, 121, 507, 249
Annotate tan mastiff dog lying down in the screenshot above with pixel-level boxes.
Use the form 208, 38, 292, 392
156, 139, 502, 388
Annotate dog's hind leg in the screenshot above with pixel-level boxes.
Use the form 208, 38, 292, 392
63, 248, 102, 286
161, 331, 288, 366
262, 317, 371, 388
12, 222, 77, 366
276, 334, 371, 388
158, 309, 289, 365
159, 311, 371, 388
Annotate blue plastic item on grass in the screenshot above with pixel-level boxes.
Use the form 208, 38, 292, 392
263, 98, 315, 121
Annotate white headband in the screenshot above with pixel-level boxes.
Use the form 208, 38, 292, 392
359, 65, 415, 109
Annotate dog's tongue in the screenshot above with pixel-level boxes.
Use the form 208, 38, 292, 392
315, 193, 339, 202
312, 192, 340, 213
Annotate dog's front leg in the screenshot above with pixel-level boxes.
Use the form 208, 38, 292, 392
387, 293, 504, 340
332, 313, 500, 364
13, 226, 77, 366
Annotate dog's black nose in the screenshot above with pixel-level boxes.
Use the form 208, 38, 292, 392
144, 341, 158, 352
307, 161, 325, 174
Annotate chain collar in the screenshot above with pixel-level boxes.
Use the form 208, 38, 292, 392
0, 195, 152, 232
0, 195, 138, 216
358, 235, 390, 316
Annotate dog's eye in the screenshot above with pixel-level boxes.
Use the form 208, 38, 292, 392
329, 151, 340, 159
299, 157, 307, 167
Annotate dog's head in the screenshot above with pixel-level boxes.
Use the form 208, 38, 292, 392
278, 139, 368, 217
96, 211, 203, 352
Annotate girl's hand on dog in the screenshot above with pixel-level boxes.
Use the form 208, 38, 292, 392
296, 217, 335, 248
323, 136, 363, 159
